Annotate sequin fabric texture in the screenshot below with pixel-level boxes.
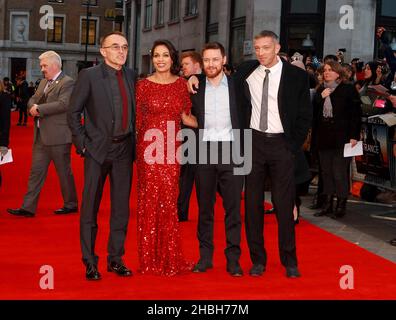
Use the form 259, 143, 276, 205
136, 77, 194, 276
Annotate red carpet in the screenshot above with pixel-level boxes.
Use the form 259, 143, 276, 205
1, 112, 396, 300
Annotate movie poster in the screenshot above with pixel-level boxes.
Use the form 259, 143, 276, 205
355, 122, 390, 180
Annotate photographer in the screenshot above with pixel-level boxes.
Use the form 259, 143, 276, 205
352, 58, 366, 82
377, 27, 396, 87
336, 48, 346, 64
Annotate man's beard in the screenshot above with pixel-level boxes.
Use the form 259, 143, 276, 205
205, 67, 222, 78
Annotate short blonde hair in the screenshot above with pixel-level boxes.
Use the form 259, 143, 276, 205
39, 50, 62, 68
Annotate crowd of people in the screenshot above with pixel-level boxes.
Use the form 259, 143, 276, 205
1, 26, 396, 282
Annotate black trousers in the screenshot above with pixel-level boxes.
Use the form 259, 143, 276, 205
319, 148, 350, 199
245, 130, 297, 268
18, 105, 27, 124
195, 142, 243, 264
80, 138, 133, 266
177, 162, 196, 220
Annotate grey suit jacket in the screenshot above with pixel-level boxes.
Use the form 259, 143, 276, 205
28, 72, 74, 146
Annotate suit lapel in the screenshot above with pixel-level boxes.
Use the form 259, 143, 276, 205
198, 78, 206, 129
244, 61, 260, 109
277, 63, 287, 116
123, 67, 135, 116
100, 64, 115, 114
44, 72, 65, 96
227, 75, 238, 129
34, 79, 47, 104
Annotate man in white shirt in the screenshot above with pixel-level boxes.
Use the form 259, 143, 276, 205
235, 31, 312, 278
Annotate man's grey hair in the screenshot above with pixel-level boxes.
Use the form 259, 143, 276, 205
39, 50, 62, 68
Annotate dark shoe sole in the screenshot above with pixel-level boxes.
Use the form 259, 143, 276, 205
86, 276, 102, 281
7, 209, 35, 217
249, 267, 265, 277
107, 270, 132, 277
228, 271, 243, 277
107, 267, 133, 277
192, 263, 213, 273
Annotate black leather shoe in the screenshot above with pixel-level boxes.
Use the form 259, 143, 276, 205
249, 264, 265, 276
107, 261, 133, 277
330, 198, 347, 219
389, 238, 396, 246
86, 264, 101, 281
314, 195, 333, 217
192, 260, 213, 273
7, 208, 35, 217
227, 262, 243, 277
264, 207, 275, 214
286, 266, 301, 278
54, 207, 78, 214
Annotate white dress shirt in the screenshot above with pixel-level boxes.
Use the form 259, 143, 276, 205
247, 57, 284, 133
203, 74, 234, 141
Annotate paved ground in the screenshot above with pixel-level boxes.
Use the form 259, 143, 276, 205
299, 188, 396, 263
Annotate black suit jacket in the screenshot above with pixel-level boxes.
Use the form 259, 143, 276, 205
67, 63, 136, 164
0, 93, 11, 147
233, 60, 312, 154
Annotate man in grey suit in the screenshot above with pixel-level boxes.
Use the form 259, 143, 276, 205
7, 51, 78, 218
68, 31, 136, 281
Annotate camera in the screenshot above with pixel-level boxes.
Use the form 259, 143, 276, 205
379, 63, 390, 75
338, 48, 346, 53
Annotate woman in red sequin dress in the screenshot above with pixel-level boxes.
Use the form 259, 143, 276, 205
135, 40, 197, 276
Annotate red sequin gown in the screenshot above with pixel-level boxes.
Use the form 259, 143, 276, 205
135, 77, 194, 276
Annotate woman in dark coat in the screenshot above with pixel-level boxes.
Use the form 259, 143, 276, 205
313, 61, 361, 219
0, 80, 12, 187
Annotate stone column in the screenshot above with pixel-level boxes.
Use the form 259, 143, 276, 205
323, 0, 376, 62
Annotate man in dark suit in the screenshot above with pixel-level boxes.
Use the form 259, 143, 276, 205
191, 42, 244, 277
7, 50, 78, 217
178, 51, 203, 222
68, 31, 136, 281
234, 30, 312, 278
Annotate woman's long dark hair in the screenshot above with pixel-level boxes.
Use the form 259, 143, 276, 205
364, 61, 380, 85
151, 39, 180, 75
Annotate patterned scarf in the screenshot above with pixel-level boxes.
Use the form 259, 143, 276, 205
323, 81, 339, 118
